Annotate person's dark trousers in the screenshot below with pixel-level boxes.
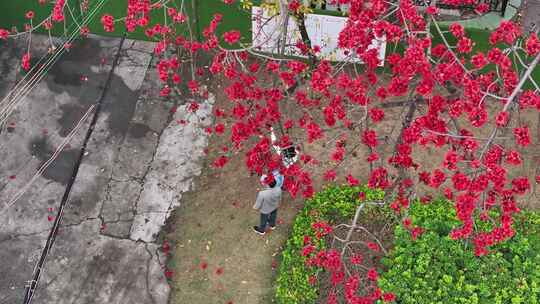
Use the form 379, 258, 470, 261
258, 209, 278, 231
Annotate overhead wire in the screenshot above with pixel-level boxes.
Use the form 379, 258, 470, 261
1, 104, 96, 214
0, 0, 108, 124
22, 32, 126, 304
0, 2, 83, 111
0, 0, 111, 213
0, 0, 110, 127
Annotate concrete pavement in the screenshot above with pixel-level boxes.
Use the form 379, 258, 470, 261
0, 34, 213, 304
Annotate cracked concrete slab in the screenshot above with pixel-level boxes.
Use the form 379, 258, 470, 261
130, 98, 215, 242
0, 33, 212, 304
33, 219, 168, 304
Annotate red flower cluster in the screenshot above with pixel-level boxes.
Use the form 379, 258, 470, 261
223, 30, 241, 45
0, 28, 8, 40
490, 21, 521, 45
362, 129, 378, 147
52, 0, 66, 22
513, 126, 530, 147
312, 221, 333, 239
101, 14, 115, 32
21, 53, 31, 71
526, 33, 540, 56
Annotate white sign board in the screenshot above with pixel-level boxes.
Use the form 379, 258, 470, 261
251, 6, 386, 64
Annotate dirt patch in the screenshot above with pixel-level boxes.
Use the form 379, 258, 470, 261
167, 159, 302, 303
166, 76, 304, 304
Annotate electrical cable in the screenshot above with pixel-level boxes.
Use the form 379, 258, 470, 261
0, 0, 109, 126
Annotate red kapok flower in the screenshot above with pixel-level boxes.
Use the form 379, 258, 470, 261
506, 150, 522, 165
362, 129, 378, 147
426, 6, 438, 15
358, 191, 366, 201
288, 0, 301, 12
0, 28, 9, 40
215, 267, 224, 275
526, 33, 540, 56
475, 3, 490, 14
223, 30, 241, 45
324, 170, 337, 181
21, 53, 31, 71
449, 23, 465, 38
512, 177, 530, 194
367, 242, 380, 252
200, 261, 208, 270
346, 174, 359, 186
383, 292, 397, 302
101, 14, 115, 32
214, 124, 225, 135
367, 152, 379, 162
403, 217, 412, 227
164, 270, 174, 279
471, 52, 488, 69
513, 126, 531, 147
367, 268, 378, 281
369, 108, 385, 122
350, 254, 363, 265
495, 111, 509, 127
213, 156, 228, 168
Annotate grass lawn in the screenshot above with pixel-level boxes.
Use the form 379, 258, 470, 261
2, 1, 539, 87
0, 0, 194, 40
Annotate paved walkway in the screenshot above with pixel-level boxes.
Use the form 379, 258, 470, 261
0, 34, 212, 304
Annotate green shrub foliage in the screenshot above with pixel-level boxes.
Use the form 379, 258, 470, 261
275, 185, 384, 304
378, 199, 540, 304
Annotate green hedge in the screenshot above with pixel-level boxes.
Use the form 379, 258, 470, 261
377, 199, 540, 304
275, 185, 385, 304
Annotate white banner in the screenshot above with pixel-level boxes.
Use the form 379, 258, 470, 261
251, 6, 386, 65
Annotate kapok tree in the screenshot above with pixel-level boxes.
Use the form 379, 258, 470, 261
2, 0, 540, 302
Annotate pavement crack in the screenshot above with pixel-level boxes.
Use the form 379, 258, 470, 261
96, 172, 115, 227
60, 216, 100, 229
0, 229, 49, 244
103, 217, 133, 225
98, 231, 149, 243
144, 243, 159, 304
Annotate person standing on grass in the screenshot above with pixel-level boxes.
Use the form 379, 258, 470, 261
252, 171, 283, 235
